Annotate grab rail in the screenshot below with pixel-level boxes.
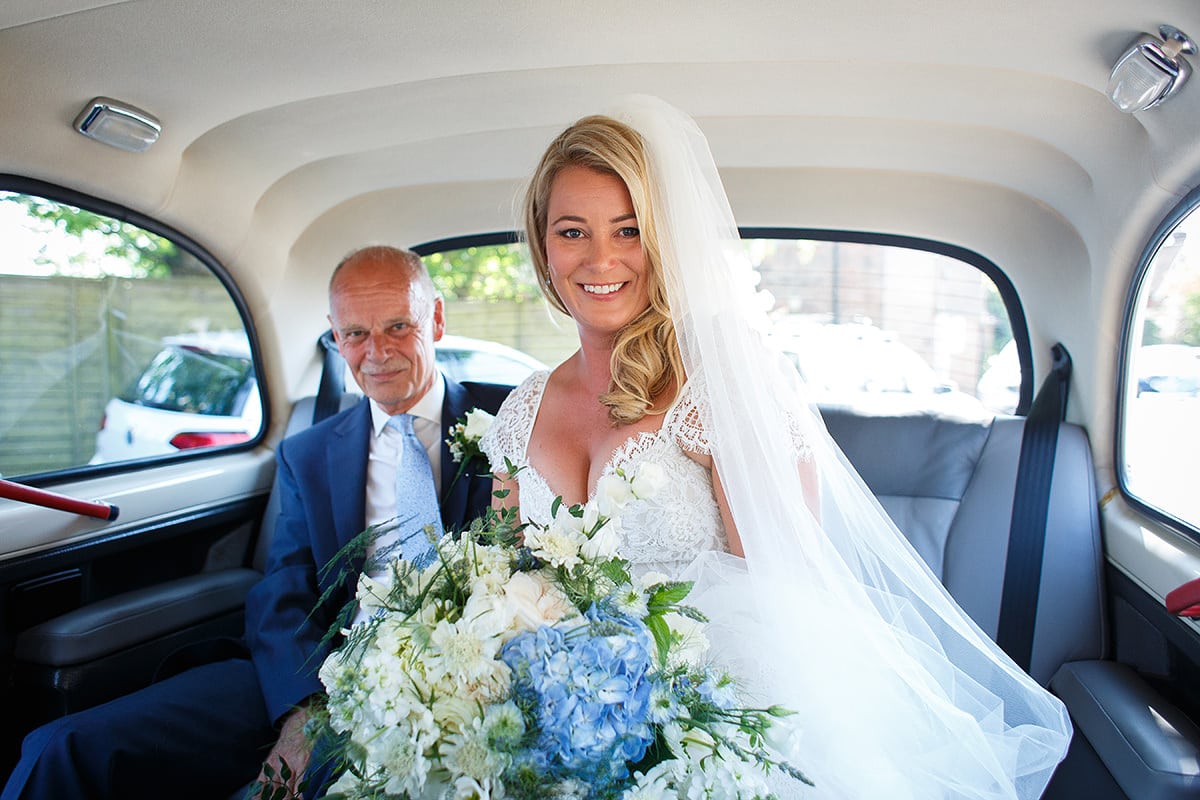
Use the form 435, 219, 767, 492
0, 478, 120, 521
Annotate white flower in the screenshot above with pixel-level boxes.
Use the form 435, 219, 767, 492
462, 408, 495, 440
580, 517, 622, 560
502, 570, 576, 632
664, 611, 709, 668
595, 472, 635, 517
525, 517, 587, 570
355, 571, 393, 612
443, 715, 507, 786
612, 582, 650, 619
423, 603, 511, 701
452, 775, 497, 800
630, 462, 667, 500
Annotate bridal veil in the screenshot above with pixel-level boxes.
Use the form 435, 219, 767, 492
605, 95, 1072, 799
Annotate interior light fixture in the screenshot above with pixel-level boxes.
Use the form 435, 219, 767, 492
1106, 25, 1196, 113
73, 97, 161, 152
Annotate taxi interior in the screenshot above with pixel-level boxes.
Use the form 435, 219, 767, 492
3, 2, 1200, 798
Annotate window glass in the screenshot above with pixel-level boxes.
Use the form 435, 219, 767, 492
1122, 201, 1200, 529
747, 238, 1012, 418
421, 237, 1016, 418
0, 189, 262, 476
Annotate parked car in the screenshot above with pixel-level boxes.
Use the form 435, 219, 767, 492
90, 332, 261, 463
4, 3, 1200, 798
433, 333, 547, 386
776, 322, 988, 418
976, 339, 1021, 414
1134, 343, 1200, 396
90, 333, 545, 463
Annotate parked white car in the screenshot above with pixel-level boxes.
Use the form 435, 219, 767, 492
92, 333, 544, 463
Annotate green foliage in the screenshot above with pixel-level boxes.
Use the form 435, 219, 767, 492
2, 192, 193, 277
1181, 292, 1200, 346
423, 244, 540, 301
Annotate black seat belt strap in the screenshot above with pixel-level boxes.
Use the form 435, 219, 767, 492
997, 343, 1072, 672
312, 329, 346, 425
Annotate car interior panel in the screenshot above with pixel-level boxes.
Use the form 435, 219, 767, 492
4, 2, 1200, 797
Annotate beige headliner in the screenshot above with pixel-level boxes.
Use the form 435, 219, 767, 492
4, 0, 1200, 442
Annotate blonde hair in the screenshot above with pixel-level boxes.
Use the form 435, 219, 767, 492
524, 115, 685, 425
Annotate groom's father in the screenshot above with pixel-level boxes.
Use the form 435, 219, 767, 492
2, 246, 510, 800
246, 246, 511, 792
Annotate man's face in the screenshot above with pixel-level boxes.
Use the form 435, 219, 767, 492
328, 254, 445, 415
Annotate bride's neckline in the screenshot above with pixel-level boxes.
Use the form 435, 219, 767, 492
521, 370, 687, 504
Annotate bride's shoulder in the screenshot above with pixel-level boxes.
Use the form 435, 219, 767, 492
665, 371, 713, 455
480, 370, 549, 462
503, 369, 550, 408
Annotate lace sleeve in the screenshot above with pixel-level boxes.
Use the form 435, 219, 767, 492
479, 370, 549, 474
665, 372, 813, 461
665, 376, 713, 455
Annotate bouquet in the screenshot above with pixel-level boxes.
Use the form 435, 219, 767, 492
309, 418, 809, 799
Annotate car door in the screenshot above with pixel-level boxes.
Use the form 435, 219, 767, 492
0, 180, 275, 776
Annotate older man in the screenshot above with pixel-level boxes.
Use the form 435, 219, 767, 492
3, 247, 510, 799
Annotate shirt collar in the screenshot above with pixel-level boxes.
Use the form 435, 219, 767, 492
369, 372, 446, 437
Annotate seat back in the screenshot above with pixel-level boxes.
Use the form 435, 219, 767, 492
821, 408, 1106, 685
251, 392, 362, 571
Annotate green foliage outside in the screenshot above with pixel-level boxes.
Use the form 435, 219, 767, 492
2, 193, 200, 277
423, 244, 540, 301
1182, 293, 1200, 345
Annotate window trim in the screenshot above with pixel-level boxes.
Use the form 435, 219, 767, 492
1115, 183, 1200, 539
415, 228, 1034, 416
0, 174, 270, 485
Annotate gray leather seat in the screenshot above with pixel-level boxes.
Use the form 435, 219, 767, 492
821, 407, 1198, 800
821, 409, 1105, 685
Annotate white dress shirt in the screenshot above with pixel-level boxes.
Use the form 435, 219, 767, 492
361, 375, 445, 577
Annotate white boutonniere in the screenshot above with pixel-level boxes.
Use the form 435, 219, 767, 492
447, 407, 495, 464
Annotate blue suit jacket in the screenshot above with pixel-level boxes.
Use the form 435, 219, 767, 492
244, 377, 509, 722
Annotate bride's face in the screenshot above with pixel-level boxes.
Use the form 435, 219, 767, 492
544, 165, 650, 339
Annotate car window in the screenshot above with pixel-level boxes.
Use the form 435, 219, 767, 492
0, 186, 263, 476
744, 234, 1019, 418
419, 235, 1021, 418
1121, 192, 1200, 531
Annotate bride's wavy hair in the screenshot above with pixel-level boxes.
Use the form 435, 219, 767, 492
523, 114, 684, 426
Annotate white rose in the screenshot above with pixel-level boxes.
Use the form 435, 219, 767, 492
595, 473, 635, 517
580, 517, 622, 560
502, 571, 576, 632
630, 462, 667, 500
463, 408, 495, 440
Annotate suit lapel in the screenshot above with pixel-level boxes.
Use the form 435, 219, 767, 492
327, 400, 371, 548
440, 377, 475, 530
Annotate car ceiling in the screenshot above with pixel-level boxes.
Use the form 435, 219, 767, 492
4, 0, 1200, 417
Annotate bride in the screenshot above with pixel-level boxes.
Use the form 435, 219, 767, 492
480, 96, 1072, 798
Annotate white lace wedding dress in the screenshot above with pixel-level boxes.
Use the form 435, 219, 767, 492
480, 369, 730, 580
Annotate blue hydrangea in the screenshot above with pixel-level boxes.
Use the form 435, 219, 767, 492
501, 607, 659, 789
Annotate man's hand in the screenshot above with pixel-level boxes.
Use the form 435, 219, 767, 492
251, 705, 312, 799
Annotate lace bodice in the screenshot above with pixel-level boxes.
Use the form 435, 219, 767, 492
481, 371, 728, 579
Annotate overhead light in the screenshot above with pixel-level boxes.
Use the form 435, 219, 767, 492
1106, 25, 1196, 113
73, 97, 161, 152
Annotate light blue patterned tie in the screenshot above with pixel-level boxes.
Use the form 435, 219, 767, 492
388, 414, 442, 568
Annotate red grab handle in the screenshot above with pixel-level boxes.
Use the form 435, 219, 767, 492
0, 478, 119, 521
1166, 576, 1200, 618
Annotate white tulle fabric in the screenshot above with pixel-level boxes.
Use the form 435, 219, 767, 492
481, 370, 729, 580
601, 95, 1073, 798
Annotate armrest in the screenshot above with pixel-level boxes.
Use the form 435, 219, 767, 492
15, 568, 260, 667
1051, 660, 1200, 800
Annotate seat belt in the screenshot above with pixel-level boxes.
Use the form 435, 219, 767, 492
996, 343, 1072, 673
312, 329, 346, 425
